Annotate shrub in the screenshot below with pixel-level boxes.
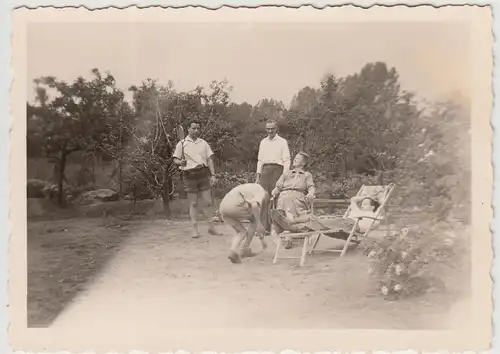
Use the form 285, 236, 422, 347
27, 179, 49, 198
314, 172, 382, 199
362, 98, 471, 300
364, 219, 470, 300
213, 171, 256, 198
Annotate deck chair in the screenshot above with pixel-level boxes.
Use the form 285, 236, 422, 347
271, 183, 395, 266
309, 183, 396, 256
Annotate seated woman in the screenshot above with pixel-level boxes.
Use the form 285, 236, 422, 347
269, 151, 315, 248
272, 188, 384, 245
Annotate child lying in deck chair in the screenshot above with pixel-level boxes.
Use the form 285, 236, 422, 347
347, 195, 382, 231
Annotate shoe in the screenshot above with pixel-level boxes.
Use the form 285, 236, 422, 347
259, 237, 268, 251
282, 235, 294, 249
240, 247, 258, 258
228, 250, 242, 264
208, 225, 222, 236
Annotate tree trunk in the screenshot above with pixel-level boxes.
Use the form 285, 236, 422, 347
179, 171, 186, 198
377, 171, 384, 185
163, 144, 173, 217
340, 155, 347, 177
162, 174, 172, 217
118, 114, 124, 198
91, 153, 96, 187
119, 160, 123, 197
115, 156, 123, 198
57, 150, 67, 207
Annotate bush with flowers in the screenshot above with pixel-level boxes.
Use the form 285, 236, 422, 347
363, 97, 471, 300
363, 219, 470, 300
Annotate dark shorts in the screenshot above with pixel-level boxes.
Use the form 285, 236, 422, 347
183, 167, 211, 193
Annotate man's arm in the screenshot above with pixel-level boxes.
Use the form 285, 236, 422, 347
173, 157, 184, 166
249, 201, 266, 234
271, 173, 285, 197
256, 140, 264, 174
172, 141, 185, 166
250, 201, 261, 222
256, 161, 264, 175
203, 141, 215, 174
256, 140, 264, 182
282, 139, 291, 174
207, 155, 216, 176
305, 172, 316, 199
203, 141, 217, 186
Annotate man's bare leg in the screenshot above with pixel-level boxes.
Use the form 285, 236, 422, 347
240, 219, 260, 257
199, 189, 221, 235
186, 192, 200, 238
226, 217, 247, 263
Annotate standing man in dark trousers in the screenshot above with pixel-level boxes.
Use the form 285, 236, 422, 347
255, 120, 291, 232
173, 120, 221, 238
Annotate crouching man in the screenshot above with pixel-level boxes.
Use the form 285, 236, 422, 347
219, 183, 271, 264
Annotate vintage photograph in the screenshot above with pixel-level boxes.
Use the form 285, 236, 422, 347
10, 4, 493, 352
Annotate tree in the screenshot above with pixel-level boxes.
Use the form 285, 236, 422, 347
100, 79, 234, 215
290, 86, 321, 113
394, 96, 471, 221
285, 64, 421, 177
27, 69, 126, 206
223, 102, 258, 171
252, 98, 286, 123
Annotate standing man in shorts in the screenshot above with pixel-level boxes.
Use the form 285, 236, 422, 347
219, 183, 270, 264
173, 120, 220, 238
255, 120, 291, 232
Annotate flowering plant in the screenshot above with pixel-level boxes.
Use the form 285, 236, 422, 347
364, 219, 469, 300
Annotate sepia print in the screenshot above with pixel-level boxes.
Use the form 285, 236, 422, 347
9, 4, 493, 353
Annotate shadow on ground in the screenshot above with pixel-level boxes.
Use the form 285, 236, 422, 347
27, 216, 142, 327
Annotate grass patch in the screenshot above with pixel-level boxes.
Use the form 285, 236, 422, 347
27, 216, 137, 327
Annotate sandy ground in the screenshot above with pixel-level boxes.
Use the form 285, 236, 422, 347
27, 216, 468, 331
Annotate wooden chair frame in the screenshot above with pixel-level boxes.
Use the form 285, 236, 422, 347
271, 183, 396, 266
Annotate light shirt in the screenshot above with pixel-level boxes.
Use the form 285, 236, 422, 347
220, 183, 268, 211
172, 136, 214, 171
256, 134, 291, 174
274, 168, 315, 195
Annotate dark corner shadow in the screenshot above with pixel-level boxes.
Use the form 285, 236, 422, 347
26, 205, 145, 327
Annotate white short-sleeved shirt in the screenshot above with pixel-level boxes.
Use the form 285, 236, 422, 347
219, 183, 268, 219
172, 136, 214, 171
